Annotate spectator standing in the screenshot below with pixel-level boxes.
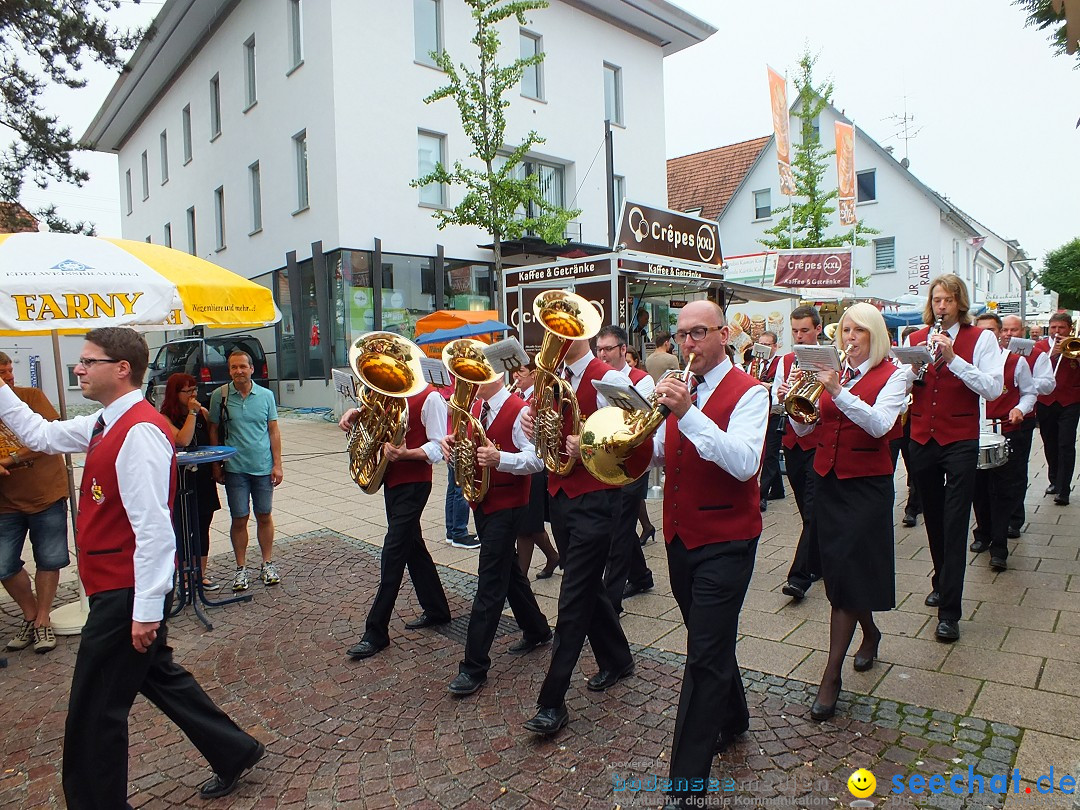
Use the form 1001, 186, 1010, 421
645, 331, 680, 383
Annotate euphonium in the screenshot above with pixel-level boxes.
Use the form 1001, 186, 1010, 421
914, 317, 944, 386
443, 338, 501, 504
346, 332, 427, 494
580, 354, 695, 486
783, 351, 846, 425
531, 289, 602, 476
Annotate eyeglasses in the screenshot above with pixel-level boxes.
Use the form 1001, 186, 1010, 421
595, 343, 625, 352
673, 326, 723, 344
76, 357, 121, 368
180, 387, 198, 393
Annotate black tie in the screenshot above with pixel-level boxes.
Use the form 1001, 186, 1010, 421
841, 367, 860, 386
480, 402, 492, 429
562, 366, 573, 382
87, 413, 105, 455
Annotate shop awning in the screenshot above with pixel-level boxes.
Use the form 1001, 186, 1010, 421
414, 309, 499, 335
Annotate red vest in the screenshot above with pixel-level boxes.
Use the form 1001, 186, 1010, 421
627, 365, 649, 386
812, 362, 897, 479
663, 367, 762, 549
779, 353, 816, 452
471, 394, 531, 512
1036, 339, 1080, 407
76, 399, 177, 597
986, 352, 1024, 433
909, 323, 983, 445
384, 385, 437, 488
548, 357, 619, 498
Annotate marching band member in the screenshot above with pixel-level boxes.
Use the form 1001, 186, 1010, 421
595, 324, 656, 614
904, 274, 1004, 643
970, 313, 1038, 571
897, 326, 924, 528
339, 384, 453, 660
751, 331, 785, 511
511, 363, 560, 580
1036, 312, 1079, 506
789, 303, 906, 721
443, 376, 551, 696
647, 300, 768, 808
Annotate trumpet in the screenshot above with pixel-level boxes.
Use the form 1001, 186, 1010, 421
1052, 335, 1080, 374
580, 353, 696, 486
783, 351, 846, 425
914, 318, 944, 386
531, 290, 602, 476
443, 339, 501, 504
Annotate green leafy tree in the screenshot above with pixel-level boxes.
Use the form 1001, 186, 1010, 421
1040, 238, 1080, 310
758, 52, 877, 285
1015, 0, 1080, 66
0, 1, 147, 233
413, 0, 580, 289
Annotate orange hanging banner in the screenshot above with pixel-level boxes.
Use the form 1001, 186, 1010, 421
767, 67, 796, 196
835, 121, 857, 226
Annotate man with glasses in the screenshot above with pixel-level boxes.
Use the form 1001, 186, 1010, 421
647, 301, 768, 809
594, 325, 655, 614
0, 328, 264, 806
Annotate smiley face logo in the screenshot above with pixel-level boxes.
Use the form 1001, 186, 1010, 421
848, 768, 876, 798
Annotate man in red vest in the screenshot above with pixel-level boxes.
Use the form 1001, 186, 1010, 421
0, 327, 263, 807
442, 375, 550, 696
1036, 311, 1079, 505
522, 331, 634, 735
647, 300, 768, 809
340, 381, 452, 660
904, 275, 1004, 642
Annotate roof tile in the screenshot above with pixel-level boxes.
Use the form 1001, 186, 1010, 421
667, 136, 770, 221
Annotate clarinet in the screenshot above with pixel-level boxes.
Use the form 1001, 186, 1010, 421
913, 318, 943, 387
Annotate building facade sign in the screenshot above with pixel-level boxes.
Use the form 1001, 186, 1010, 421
616, 202, 723, 265
773, 248, 853, 289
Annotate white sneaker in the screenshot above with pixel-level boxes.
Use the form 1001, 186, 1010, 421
33, 625, 56, 653
232, 567, 250, 591
260, 561, 280, 586
6, 620, 34, 651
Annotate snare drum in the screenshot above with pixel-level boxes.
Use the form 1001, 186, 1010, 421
977, 433, 1009, 470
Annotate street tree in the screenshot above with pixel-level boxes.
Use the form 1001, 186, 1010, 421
0, 0, 146, 233
413, 0, 580, 288
1040, 238, 1080, 311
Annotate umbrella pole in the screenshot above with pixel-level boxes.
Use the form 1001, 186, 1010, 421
47, 330, 88, 636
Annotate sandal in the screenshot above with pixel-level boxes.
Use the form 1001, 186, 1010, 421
202, 578, 221, 591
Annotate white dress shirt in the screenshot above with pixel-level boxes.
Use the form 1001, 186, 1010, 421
419, 390, 448, 464
904, 322, 1004, 400
1028, 350, 1056, 397
519, 385, 535, 401
615, 361, 656, 399
563, 351, 632, 409
791, 360, 908, 439
980, 348, 1038, 427
650, 357, 769, 482
0, 387, 176, 623
480, 387, 544, 475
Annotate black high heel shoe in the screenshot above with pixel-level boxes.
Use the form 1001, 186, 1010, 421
638, 527, 656, 546
535, 558, 560, 580
853, 629, 881, 672
810, 677, 841, 721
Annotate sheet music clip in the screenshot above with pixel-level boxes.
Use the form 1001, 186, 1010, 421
591, 379, 651, 413
420, 356, 453, 389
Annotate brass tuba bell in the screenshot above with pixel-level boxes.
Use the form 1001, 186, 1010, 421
443, 338, 501, 504
346, 332, 427, 494
783, 351, 846, 425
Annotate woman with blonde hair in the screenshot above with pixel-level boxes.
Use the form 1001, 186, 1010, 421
788, 302, 908, 720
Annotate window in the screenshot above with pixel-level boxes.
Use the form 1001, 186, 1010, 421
293, 130, 309, 212
124, 169, 132, 214
288, 0, 303, 70
874, 237, 896, 273
753, 189, 771, 220
520, 31, 543, 100
159, 131, 169, 183
140, 151, 149, 200
857, 169, 876, 202
186, 206, 197, 255
209, 74, 221, 139
214, 186, 226, 250
417, 131, 446, 207
414, 0, 441, 65
603, 63, 623, 125
244, 35, 257, 108
503, 156, 565, 227
809, 113, 820, 142
182, 105, 193, 163
249, 161, 262, 233
145, 235, 151, 243
613, 174, 625, 214
163, 222, 172, 248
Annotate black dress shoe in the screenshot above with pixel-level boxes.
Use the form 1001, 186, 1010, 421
622, 579, 654, 599
901, 512, 917, 528
448, 672, 486, 695
935, 620, 960, 642
1046, 484, 1059, 495
587, 661, 635, 692
508, 629, 552, 654
990, 555, 1008, 572
924, 591, 942, 607
767, 490, 785, 500
810, 698, 837, 722
969, 539, 989, 553
1007, 527, 1022, 539
523, 705, 569, 735
781, 583, 805, 600
1054, 496, 1070, 506
713, 721, 749, 753
199, 741, 265, 799
346, 640, 386, 659
404, 612, 451, 630
759, 499, 768, 512
638, 527, 656, 546
535, 559, 560, 580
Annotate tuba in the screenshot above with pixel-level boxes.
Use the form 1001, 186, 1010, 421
443, 338, 501, 504
346, 332, 427, 494
580, 354, 695, 486
531, 289, 602, 476
783, 350, 846, 425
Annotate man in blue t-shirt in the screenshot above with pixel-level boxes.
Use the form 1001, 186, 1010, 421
209, 350, 283, 591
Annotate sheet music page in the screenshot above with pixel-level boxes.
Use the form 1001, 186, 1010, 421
793, 344, 843, 372
1007, 337, 1034, 357
483, 338, 531, 376
591, 379, 651, 412
891, 346, 934, 367
420, 357, 453, 389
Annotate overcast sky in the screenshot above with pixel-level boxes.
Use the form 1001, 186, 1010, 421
23, 0, 1080, 272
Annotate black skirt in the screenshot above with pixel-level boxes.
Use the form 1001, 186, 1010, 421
519, 470, 548, 534
815, 470, 895, 612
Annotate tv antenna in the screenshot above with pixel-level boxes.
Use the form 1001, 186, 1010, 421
882, 95, 922, 167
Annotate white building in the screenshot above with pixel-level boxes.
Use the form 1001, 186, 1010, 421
83, 0, 714, 406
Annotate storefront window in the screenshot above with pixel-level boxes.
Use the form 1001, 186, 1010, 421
380, 253, 436, 339
445, 260, 494, 311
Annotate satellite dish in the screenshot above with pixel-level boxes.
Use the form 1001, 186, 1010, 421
901, 157, 911, 169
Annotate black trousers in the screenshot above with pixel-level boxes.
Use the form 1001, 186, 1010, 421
784, 443, 819, 591
63, 589, 258, 810
909, 438, 979, 622
460, 504, 549, 679
973, 427, 1032, 560
1009, 419, 1038, 531
538, 488, 631, 709
363, 481, 451, 646
1038, 401, 1080, 498
604, 474, 652, 613
666, 535, 757, 802
898, 431, 923, 516
758, 414, 786, 499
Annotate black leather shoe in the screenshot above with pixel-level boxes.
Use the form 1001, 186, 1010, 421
759, 499, 768, 512
448, 672, 486, 695
969, 539, 989, 553
901, 512, 917, 528
508, 630, 552, 654
1007, 527, 1022, 539
935, 620, 960, 642
199, 741, 265, 799
587, 661, 635, 692
1046, 484, 1059, 495
535, 559, 560, 580
622, 579, 654, 599
781, 583, 805, 600
767, 490, 785, 500
1054, 496, 1070, 506
346, 640, 386, 659
810, 698, 837, 722
523, 705, 569, 735
990, 556, 1008, 572
924, 591, 942, 607
713, 721, 749, 753
404, 612, 451, 630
